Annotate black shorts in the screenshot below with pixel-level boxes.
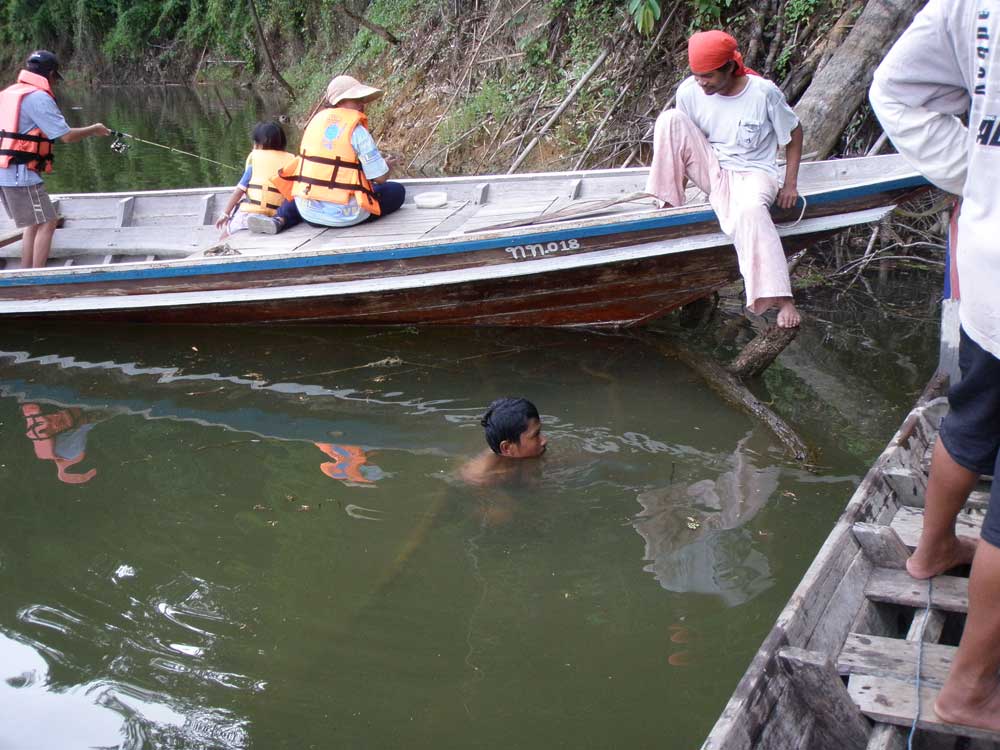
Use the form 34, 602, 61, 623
940, 329, 1000, 546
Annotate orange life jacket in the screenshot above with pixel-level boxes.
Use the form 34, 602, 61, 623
0, 70, 56, 173
238, 149, 295, 216
274, 108, 380, 216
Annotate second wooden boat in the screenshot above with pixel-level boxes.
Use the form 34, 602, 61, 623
0, 154, 927, 326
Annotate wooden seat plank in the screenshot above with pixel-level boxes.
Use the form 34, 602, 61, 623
838, 633, 954, 687
849, 674, 1000, 743
865, 568, 969, 613
890, 504, 983, 548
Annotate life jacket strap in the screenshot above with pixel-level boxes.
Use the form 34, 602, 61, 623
0, 129, 52, 143
0, 149, 53, 165
284, 173, 378, 201
243, 183, 283, 207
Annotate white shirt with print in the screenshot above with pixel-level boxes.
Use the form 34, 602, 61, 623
676, 74, 800, 180
870, 0, 1000, 359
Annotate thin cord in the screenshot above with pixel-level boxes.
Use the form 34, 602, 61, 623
110, 130, 242, 172
776, 194, 808, 228
908, 577, 933, 749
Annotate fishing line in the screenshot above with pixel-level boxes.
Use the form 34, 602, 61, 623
109, 130, 242, 172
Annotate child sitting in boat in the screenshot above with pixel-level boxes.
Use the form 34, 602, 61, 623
246, 75, 405, 234
215, 121, 295, 238
459, 397, 547, 488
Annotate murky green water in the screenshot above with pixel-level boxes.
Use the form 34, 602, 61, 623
0, 86, 945, 749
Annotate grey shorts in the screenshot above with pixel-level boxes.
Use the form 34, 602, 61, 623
0, 183, 58, 227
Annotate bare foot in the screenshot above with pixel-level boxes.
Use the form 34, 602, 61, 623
935, 678, 1000, 732
906, 535, 979, 579
776, 300, 801, 328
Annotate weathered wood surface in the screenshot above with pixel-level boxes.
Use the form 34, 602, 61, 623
891, 505, 983, 549
849, 675, 1000, 743
778, 647, 871, 749
853, 523, 910, 569
865, 568, 969, 613
839, 633, 955, 687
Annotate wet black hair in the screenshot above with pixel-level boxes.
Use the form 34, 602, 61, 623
251, 121, 287, 151
481, 397, 540, 454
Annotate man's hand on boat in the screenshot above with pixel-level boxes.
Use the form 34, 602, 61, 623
776, 180, 799, 210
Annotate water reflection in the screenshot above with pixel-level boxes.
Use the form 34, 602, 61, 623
0, 629, 249, 749
21, 403, 102, 484
633, 434, 778, 606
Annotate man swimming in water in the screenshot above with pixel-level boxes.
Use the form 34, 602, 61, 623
459, 397, 547, 488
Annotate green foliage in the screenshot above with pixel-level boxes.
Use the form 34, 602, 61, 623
688, 0, 734, 25
627, 0, 660, 35
784, 0, 818, 30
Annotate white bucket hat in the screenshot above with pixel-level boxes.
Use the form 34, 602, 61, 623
325, 75, 383, 106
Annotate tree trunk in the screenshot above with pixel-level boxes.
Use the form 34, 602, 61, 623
793, 0, 924, 160
339, 3, 401, 44
247, 0, 297, 100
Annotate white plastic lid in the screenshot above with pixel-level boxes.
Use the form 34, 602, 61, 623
414, 191, 447, 209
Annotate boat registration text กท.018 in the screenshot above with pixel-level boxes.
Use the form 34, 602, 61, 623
504, 238, 581, 261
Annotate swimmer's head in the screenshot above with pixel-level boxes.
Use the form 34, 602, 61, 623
481, 397, 546, 458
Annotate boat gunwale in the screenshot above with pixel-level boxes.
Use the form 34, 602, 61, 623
0, 172, 927, 290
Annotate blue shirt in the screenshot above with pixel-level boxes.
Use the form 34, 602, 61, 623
0, 90, 70, 187
294, 124, 388, 227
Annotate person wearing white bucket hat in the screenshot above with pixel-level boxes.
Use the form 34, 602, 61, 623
250, 74, 405, 234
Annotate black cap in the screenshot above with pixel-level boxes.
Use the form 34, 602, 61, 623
25, 50, 62, 81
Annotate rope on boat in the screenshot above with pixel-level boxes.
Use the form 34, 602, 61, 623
908, 577, 933, 749
109, 130, 242, 172
775, 195, 808, 228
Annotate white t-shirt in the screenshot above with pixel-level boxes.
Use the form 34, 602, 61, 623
870, 0, 999, 359
676, 74, 800, 180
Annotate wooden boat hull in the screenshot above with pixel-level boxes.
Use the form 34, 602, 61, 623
0, 156, 928, 327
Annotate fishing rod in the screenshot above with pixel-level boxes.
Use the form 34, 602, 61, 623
109, 129, 242, 172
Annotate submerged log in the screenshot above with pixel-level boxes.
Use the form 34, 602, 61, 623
728, 325, 798, 379
642, 334, 811, 461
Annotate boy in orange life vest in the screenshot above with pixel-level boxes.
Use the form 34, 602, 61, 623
215, 121, 295, 238
0, 50, 110, 269
252, 75, 405, 234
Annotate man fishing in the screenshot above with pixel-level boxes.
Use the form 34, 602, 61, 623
870, 0, 1000, 732
0, 51, 110, 269
646, 30, 803, 329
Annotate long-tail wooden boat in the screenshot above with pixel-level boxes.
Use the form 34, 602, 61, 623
0, 154, 926, 326
702, 265, 999, 747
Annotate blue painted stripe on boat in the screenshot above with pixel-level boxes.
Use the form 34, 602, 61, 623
0, 174, 927, 289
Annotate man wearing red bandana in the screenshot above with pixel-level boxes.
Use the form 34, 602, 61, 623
646, 30, 804, 329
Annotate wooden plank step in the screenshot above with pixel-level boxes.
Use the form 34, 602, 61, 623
849, 674, 1000, 743
866, 568, 969, 613
891, 505, 983, 548
839, 633, 955, 687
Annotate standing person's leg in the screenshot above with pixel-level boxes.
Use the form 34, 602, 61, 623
645, 109, 725, 207
2, 184, 58, 269
20, 223, 38, 268
371, 181, 405, 219
723, 171, 799, 328
908, 329, 999, 579
934, 497, 1000, 731
31, 218, 58, 268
